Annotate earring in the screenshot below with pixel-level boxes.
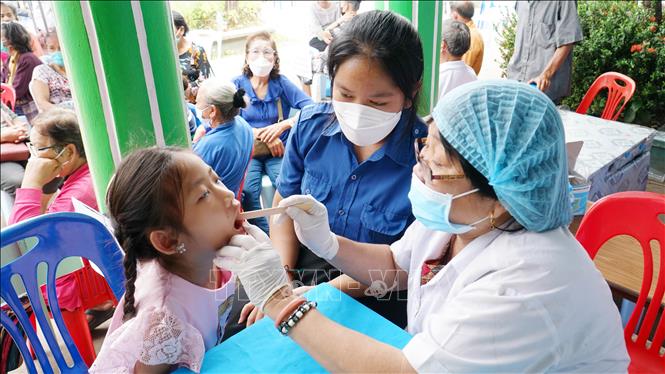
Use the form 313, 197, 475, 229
489, 211, 496, 231
175, 243, 187, 254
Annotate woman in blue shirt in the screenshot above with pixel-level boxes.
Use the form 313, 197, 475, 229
269, 10, 427, 327
233, 31, 313, 233
192, 79, 253, 198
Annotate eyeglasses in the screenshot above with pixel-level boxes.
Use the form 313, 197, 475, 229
27, 142, 60, 157
414, 138, 465, 184
248, 48, 275, 58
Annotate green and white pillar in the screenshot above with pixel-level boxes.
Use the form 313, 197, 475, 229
52, 1, 189, 212
376, 1, 444, 115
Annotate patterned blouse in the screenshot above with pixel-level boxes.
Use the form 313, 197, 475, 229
31, 64, 72, 107
178, 42, 211, 85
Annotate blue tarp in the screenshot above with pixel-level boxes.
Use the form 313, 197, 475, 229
175, 283, 412, 373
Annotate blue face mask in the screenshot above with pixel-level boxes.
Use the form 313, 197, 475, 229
408, 174, 488, 234
0, 43, 7, 53
43, 51, 64, 67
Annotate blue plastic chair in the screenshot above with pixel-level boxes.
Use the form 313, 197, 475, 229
1, 212, 124, 373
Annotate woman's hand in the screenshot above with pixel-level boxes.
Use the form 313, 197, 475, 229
258, 120, 291, 144
278, 195, 339, 260
0, 124, 28, 143
238, 303, 265, 327
21, 156, 63, 190
267, 138, 285, 158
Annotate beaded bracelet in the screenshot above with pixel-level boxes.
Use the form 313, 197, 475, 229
277, 300, 318, 336
274, 297, 306, 330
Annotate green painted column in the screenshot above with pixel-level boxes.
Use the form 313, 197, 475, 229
52, 1, 189, 212
376, 1, 443, 115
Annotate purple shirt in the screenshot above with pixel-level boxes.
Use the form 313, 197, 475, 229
2, 52, 43, 104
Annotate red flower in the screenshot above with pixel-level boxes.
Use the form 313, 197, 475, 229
650, 25, 657, 33
630, 44, 643, 53
647, 47, 656, 53
650, 16, 657, 22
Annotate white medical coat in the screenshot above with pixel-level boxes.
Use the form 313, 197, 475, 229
390, 221, 629, 373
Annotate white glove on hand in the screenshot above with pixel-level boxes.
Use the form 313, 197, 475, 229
278, 194, 339, 260
214, 223, 289, 311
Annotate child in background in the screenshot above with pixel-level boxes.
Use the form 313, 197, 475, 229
90, 147, 245, 373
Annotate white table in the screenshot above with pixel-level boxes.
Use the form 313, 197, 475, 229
561, 110, 657, 201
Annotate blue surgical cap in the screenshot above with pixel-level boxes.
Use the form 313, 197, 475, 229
432, 80, 571, 232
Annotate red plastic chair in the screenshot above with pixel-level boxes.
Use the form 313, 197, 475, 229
575, 191, 665, 373
1, 83, 16, 111
575, 72, 636, 121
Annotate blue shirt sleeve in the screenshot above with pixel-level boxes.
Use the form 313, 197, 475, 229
279, 76, 314, 113
276, 111, 309, 198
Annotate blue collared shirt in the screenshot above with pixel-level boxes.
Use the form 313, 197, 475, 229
232, 74, 314, 143
277, 102, 427, 244
193, 116, 254, 196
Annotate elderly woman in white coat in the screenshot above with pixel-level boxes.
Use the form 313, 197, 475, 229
217, 80, 629, 372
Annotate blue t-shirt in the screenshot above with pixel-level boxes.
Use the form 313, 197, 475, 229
193, 116, 254, 196
277, 102, 427, 244
232, 74, 313, 143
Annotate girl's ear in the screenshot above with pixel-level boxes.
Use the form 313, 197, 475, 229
149, 229, 179, 255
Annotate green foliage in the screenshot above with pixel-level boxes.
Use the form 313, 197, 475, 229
170, 1, 261, 31
223, 2, 261, 30
497, 1, 664, 128
495, 9, 517, 78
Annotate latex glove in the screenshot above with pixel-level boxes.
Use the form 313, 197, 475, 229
278, 195, 339, 260
215, 223, 289, 311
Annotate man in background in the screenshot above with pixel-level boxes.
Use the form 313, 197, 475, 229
507, 1, 583, 104
438, 19, 477, 100
450, 1, 484, 75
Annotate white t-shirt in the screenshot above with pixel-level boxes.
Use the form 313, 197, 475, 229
391, 221, 629, 373
438, 60, 477, 101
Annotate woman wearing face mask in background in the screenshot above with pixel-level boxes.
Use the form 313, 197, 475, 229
217, 80, 629, 372
192, 78, 254, 198
8, 107, 96, 223
8, 107, 117, 330
232, 31, 313, 234
262, 11, 426, 328
29, 32, 73, 112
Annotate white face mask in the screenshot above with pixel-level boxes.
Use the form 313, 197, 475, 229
332, 100, 402, 146
249, 57, 274, 77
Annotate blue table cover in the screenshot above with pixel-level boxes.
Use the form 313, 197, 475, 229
174, 283, 412, 373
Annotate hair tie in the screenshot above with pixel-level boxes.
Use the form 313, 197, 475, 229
233, 89, 246, 109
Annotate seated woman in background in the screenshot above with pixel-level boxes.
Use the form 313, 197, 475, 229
8, 108, 114, 329
29, 32, 73, 112
1, 21, 42, 120
193, 78, 254, 198
233, 31, 313, 233
8, 108, 94, 222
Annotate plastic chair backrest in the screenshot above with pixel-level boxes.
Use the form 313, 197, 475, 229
1, 83, 16, 111
575, 72, 636, 121
0, 212, 125, 373
575, 192, 665, 373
